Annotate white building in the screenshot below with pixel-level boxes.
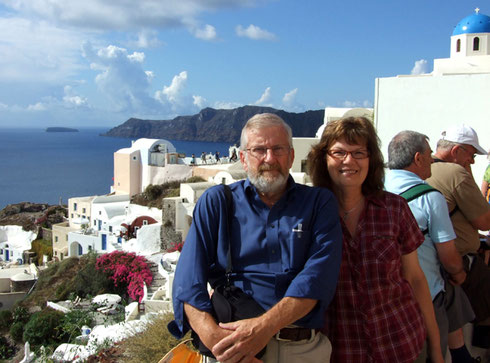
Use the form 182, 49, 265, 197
0, 226, 37, 264
68, 195, 163, 258
112, 138, 192, 197
374, 9, 490, 184
91, 194, 130, 234
52, 196, 96, 261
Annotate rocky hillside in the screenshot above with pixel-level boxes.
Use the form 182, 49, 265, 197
0, 202, 67, 232
102, 105, 324, 144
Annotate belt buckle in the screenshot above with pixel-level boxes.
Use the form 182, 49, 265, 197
275, 330, 292, 341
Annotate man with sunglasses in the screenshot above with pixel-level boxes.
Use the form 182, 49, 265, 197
169, 113, 342, 363
426, 124, 490, 348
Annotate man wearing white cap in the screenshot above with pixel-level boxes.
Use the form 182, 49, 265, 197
427, 124, 490, 256
426, 124, 490, 346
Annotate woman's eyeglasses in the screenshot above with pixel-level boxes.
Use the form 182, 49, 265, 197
327, 149, 370, 160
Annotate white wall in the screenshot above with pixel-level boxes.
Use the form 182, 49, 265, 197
122, 223, 161, 256
68, 231, 119, 256
146, 164, 192, 189
374, 73, 490, 184
291, 138, 319, 173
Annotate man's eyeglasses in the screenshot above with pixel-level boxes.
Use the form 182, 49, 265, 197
327, 149, 370, 160
246, 145, 290, 158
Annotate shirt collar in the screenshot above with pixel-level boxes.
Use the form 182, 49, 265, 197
365, 192, 387, 209
385, 169, 425, 194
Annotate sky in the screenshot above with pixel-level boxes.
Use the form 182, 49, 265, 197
0, 0, 485, 128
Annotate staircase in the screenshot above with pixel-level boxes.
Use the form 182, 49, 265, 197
146, 260, 167, 300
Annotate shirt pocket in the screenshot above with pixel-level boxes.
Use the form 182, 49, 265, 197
365, 235, 401, 263
287, 229, 312, 271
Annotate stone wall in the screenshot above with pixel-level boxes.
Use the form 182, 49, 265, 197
41, 227, 53, 241
160, 199, 182, 251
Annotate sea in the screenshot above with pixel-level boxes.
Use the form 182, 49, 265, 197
0, 128, 233, 210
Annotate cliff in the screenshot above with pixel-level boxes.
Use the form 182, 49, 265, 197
0, 202, 67, 232
102, 106, 324, 143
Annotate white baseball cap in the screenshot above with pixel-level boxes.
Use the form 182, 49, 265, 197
441, 124, 487, 155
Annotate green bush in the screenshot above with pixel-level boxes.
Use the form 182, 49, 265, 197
60, 310, 94, 342
0, 310, 12, 330
144, 184, 164, 200
53, 257, 80, 278
23, 308, 66, 349
0, 336, 16, 360
10, 321, 24, 342
12, 306, 30, 324
186, 176, 205, 183
31, 238, 53, 264
71, 252, 119, 298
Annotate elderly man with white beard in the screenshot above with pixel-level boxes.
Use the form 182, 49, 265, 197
168, 113, 342, 363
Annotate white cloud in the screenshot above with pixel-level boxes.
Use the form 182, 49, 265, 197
129, 30, 162, 49
80, 42, 206, 117
154, 71, 205, 114
128, 52, 145, 63
340, 100, 373, 108
411, 59, 429, 75
2, 0, 264, 31
213, 101, 243, 109
281, 88, 305, 112
156, 71, 188, 104
362, 100, 373, 108
83, 42, 158, 113
63, 85, 88, 107
27, 102, 47, 111
255, 87, 273, 106
236, 24, 276, 40
341, 100, 357, 108
193, 95, 207, 109
282, 88, 298, 107
190, 24, 218, 41
0, 17, 86, 82
0, 102, 8, 110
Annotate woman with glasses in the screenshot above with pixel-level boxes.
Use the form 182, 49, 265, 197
307, 117, 443, 362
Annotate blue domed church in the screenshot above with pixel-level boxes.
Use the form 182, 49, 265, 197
435, 8, 490, 73
375, 8, 490, 183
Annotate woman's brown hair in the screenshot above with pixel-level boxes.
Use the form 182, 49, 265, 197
307, 117, 385, 196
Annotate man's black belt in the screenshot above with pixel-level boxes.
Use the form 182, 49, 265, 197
275, 327, 318, 341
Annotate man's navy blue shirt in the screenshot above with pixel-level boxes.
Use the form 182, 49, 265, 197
169, 177, 342, 338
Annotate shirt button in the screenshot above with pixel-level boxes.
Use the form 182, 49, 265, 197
270, 224, 274, 228
271, 250, 276, 254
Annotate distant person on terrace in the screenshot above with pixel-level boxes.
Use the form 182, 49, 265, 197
169, 113, 342, 362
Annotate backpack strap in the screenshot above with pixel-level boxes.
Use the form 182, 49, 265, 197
400, 183, 439, 202
222, 185, 234, 286
399, 183, 440, 235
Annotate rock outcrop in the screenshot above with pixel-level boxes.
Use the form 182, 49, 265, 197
102, 105, 324, 144
0, 203, 67, 232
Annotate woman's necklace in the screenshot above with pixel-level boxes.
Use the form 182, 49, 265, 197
341, 197, 365, 221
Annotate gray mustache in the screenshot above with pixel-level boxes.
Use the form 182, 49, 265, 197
258, 164, 280, 172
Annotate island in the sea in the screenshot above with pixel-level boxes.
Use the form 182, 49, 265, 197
45, 127, 79, 132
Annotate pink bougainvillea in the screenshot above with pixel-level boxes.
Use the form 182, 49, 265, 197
166, 241, 184, 253
96, 251, 153, 302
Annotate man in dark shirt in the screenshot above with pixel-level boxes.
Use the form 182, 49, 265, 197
169, 113, 342, 363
